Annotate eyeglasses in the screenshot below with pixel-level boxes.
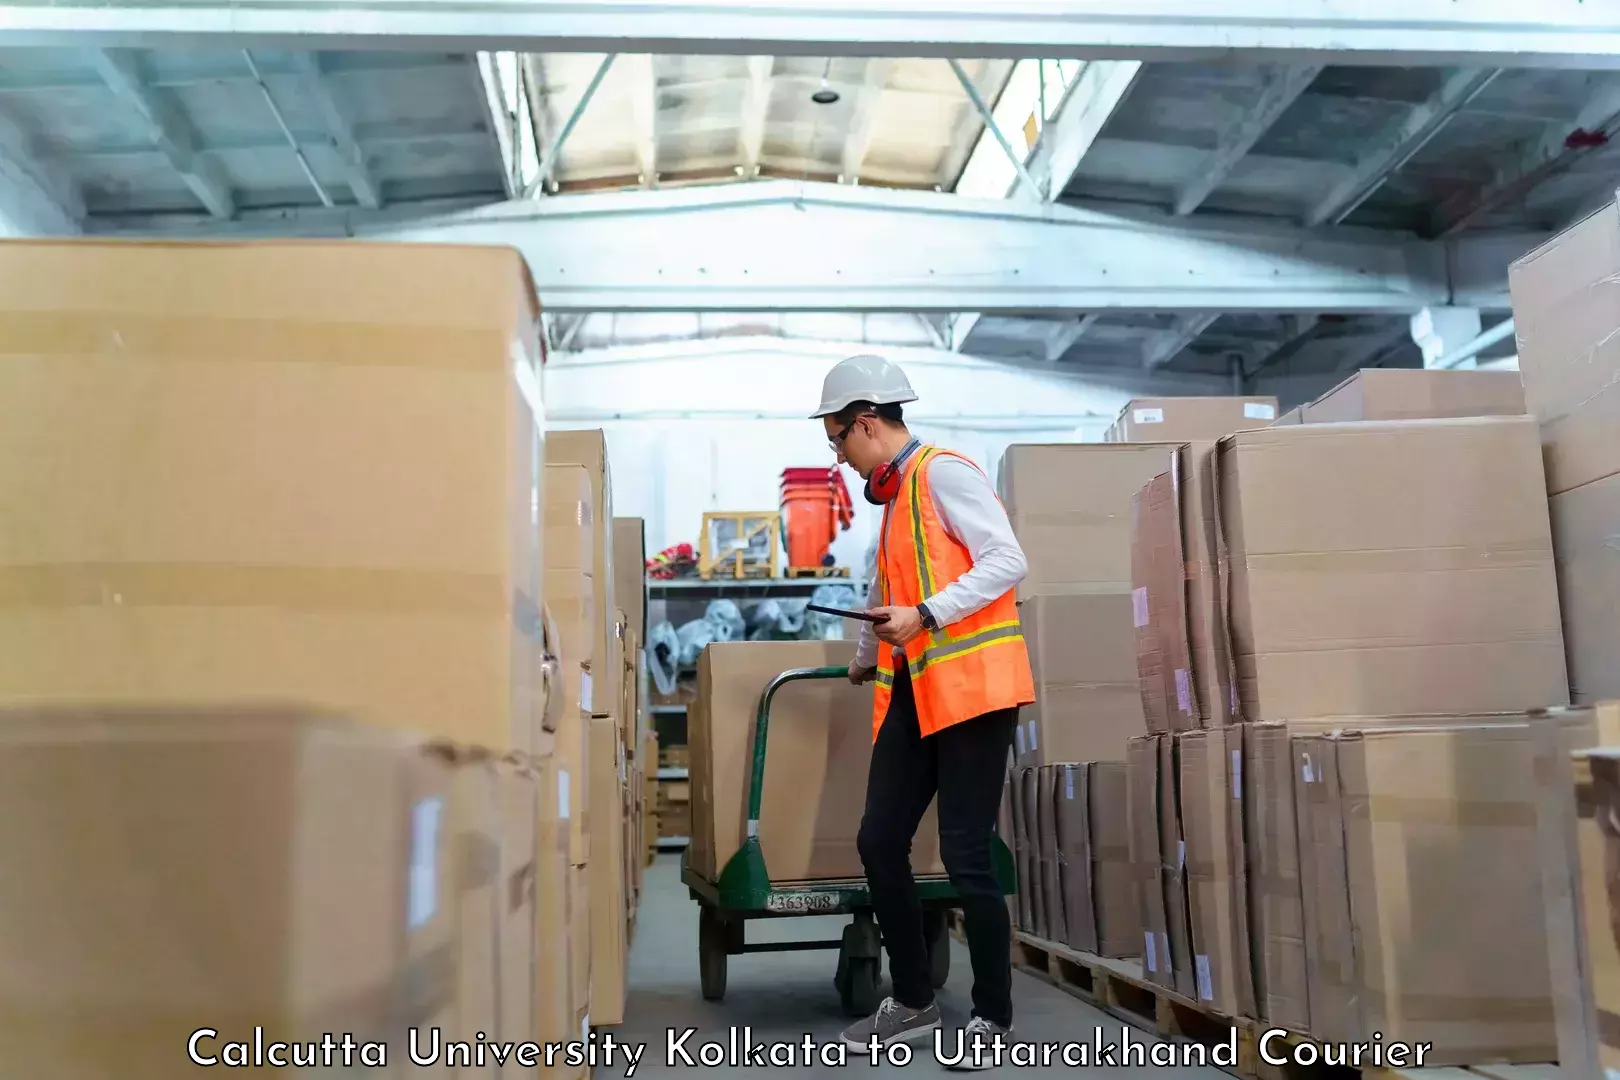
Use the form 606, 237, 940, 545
828, 413, 873, 454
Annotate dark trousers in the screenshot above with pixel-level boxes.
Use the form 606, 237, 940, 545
857, 664, 1018, 1028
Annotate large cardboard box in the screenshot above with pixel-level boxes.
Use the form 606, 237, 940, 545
1176, 727, 1253, 1019
1132, 443, 1238, 735
998, 443, 1178, 599
548, 430, 619, 725
1017, 765, 1044, 935
1293, 724, 1558, 1064
687, 640, 945, 883
1217, 417, 1568, 722
1508, 197, 1620, 499
1020, 593, 1144, 766
1000, 443, 1175, 764
1249, 711, 1532, 1034
587, 715, 628, 1026
1036, 766, 1064, 943
1055, 762, 1139, 958
544, 465, 595, 863
612, 517, 647, 647
1533, 704, 1620, 1078
498, 762, 539, 1080
1301, 368, 1525, 424
1510, 203, 1620, 704
0, 706, 470, 1080
1574, 729, 1620, 1078
533, 758, 577, 1077
1126, 734, 1189, 992
0, 240, 546, 756
1108, 396, 1278, 443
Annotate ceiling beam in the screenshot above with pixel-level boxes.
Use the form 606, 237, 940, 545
1024, 60, 1142, 204
948, 312, 983, 352
289, 53, 381, 210
1304, 67, 1500, 228
91, 49, 234, 219
11, 2, 1620, 67
1144, 313, 1220, 369
937, 60, 1015, 190
0, 105, 84, 232
70, 123, 493, 160
1430, 74, 1620, 236
840, 59, 895, 184
622, 53, 659, 188
284, 180, 1492, 314
1042, 313, 1100, 361
737, 55, 773, 179
1174, 64, 1322, 217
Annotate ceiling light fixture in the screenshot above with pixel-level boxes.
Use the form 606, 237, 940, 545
810, 57, 840, 104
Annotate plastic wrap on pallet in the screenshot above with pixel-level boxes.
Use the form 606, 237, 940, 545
647, 621, 682, 697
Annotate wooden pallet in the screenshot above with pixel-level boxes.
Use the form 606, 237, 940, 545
786, 566, 852, 578
1008, 933, 1561, 1080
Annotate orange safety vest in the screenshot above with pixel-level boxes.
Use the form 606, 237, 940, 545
872, 445, 1036, 742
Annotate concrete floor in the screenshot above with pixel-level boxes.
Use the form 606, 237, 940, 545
595, 855, 1234, 1078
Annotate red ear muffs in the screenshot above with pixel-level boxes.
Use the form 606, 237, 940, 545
865, 461, 903, 505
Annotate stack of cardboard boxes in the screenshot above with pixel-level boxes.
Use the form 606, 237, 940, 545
0, 240, 651, 1078
1053, 370, 1582, 1068
1507, 196, 1620, 1074
998, 397, 1278, 963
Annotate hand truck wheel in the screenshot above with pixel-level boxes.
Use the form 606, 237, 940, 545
698, 904, 728, 1001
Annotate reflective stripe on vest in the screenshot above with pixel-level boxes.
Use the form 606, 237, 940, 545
870, 445, 1035, 741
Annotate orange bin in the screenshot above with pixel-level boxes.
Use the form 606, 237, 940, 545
780, 466, 854, 570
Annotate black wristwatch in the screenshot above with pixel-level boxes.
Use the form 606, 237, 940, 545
917, 603, 939, 631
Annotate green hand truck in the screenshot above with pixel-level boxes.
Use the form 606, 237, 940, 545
680, 665, 1018, 1017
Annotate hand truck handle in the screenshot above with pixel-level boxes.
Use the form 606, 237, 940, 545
745, 666, 851, 825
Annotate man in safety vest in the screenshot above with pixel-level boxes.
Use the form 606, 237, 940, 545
813, 353, 1035, 1066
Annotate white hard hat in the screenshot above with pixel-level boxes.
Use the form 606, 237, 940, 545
810, 354, 919, 419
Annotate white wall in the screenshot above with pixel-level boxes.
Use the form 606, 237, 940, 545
542, 335, 1228, 562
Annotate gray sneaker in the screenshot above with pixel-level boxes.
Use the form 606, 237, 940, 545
945, 1016, 1013, 1071
840, 996, 942, 1052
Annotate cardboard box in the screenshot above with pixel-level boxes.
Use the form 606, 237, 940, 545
0, 706, 469, 1080
1248, 711, 1532, 1034
1534, 704, 1620, 1078
687, 640, 945, 884
1508, 197, 1620, 498
588, 715, 628, 1025
569, 863, 591, 1033
1176, 727, 1253, 1018
1019, 593, 1145, 766
451, 758, 501, 1069
1036, 765, 1065, 943
0, 240, 546, 756
612, 517, 647, 647
1551, 468, 1620, 705
1575, 733, 1620, 1078
1159, 735, 1195, 999
1018, 765, 1044, 935
1271, 406, 1305, 426
1109, 396, 1278, 443
1301, 368, 1525, 424
1294, 724, 1559, 1064
533, 758, 575, 1076
998, 443, 1180, 599
548, 430, 619, 729
497, 762, 539, 1080
1055, 762, 1139, 958
1217, 417, 1568, 722
1508, 203, 1620, 705
1126, 735, 1176, 989
1132, 469, 1193, 734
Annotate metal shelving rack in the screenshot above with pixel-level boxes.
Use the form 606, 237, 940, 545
648, 575, 866, 856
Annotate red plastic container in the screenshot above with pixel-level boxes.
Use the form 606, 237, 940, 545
780, 466, 854, 570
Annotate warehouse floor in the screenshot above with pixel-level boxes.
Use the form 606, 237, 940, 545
599, 856, 1233, 1078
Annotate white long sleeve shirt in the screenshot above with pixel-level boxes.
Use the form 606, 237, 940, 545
854, 454, 1029, 670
